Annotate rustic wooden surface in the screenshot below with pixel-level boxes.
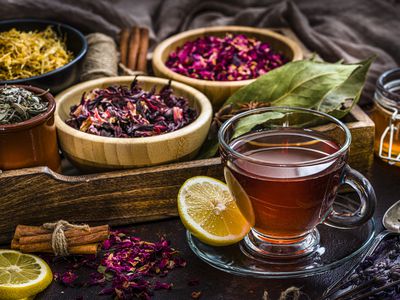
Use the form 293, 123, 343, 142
55, 76, 212, 170
0, 158, 223, 244
152, 26, 303, 108
343, 105, 375, 173
34, 159, 400, 300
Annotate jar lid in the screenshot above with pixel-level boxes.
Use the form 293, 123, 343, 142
376, 68, 400, 109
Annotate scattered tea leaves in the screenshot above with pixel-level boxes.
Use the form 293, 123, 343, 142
325, 234, 400, 299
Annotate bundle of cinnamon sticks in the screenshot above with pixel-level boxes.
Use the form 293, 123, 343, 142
119, 26, 149, 73
11, 224, 109, 255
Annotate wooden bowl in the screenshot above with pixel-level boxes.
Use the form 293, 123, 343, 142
152, 26, 303, 108
55, 76, 212, 170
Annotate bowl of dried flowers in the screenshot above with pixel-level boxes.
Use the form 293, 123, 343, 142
152, 26, 303, 108
54, 76, 212, 170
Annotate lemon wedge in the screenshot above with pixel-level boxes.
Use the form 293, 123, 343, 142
178, 176, 251, 246
0, 250, 52, 300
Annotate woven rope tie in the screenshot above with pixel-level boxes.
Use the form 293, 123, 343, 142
42, 220, 90, 256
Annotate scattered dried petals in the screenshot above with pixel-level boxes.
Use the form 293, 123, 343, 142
154, 281, 173, 290
191, 291, 202, 299
54, 270, 78, 286
51, 231, 185, 299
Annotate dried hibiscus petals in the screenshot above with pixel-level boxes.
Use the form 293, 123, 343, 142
65, 78, 197, 138
54, 270, 78, 286
166, 33, 287, 81
52, 231, 186, 300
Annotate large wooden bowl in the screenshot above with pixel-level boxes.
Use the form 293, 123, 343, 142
55, 76, 213, 170
152, 26, 303, 108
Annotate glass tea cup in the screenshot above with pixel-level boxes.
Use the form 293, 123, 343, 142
218, 107, 376, 259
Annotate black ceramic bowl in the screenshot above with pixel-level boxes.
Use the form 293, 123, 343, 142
0, 19, 88, 94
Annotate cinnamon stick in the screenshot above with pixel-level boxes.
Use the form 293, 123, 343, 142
12, 240, 99, 255
127, 26, 140, 69
16, 230, 109, 253
18, 225, 109, 245
14, 225, 50, 239
137, 27, 149, 73
119, 28, 130, 65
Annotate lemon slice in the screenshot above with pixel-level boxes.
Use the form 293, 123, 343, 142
178, 176, 251, 246
0, 250, 52, 300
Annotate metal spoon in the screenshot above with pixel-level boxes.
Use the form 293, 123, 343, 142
383, 200, 400, 232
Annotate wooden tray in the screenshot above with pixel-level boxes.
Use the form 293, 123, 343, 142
0, 106, 374, 244
0, 29, 375, 244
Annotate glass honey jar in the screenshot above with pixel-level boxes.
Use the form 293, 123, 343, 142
369, 68, 400, 165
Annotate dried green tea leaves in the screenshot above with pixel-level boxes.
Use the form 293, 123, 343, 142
0, 87, 48, 125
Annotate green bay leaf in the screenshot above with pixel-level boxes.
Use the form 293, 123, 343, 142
225, 60, 359, 109
232, 112, 285, 139
197, 58, 373, 159
317, 57, 374, 118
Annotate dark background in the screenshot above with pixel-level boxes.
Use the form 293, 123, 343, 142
1, 0, 399, 104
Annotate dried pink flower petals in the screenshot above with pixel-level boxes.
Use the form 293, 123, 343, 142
166, 33, 287, 81
51, 231, 186, 299
65, 79, 197, 138
54, 270, 78, 286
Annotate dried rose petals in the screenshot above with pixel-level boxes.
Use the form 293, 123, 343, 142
166, 33, 287, 81
65, 79, 197, 138
54, 270, 78, 286
51, 231, 186, 300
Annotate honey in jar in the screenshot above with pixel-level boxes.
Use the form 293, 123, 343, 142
369, 68, 400, 165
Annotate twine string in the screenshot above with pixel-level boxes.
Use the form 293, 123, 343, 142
80, 33, 118, 81
42, 220, 90, 256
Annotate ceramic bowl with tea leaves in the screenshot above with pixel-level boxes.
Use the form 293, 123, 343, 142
0, 85, 61, 171
152, 26, 303, 108
55, 76, 213, 171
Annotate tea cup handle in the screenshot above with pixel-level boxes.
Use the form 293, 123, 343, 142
324, 165, 376, 229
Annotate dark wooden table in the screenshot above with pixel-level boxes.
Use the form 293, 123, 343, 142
36, 158, 400, 300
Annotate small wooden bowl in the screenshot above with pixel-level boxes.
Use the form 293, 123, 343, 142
55, 76, 213, 171
152, 26, 303, 108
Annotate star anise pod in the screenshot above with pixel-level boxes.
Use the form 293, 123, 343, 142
234, 101, 271, 114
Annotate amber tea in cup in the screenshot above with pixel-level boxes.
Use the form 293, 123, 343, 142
219, 107, 376, 259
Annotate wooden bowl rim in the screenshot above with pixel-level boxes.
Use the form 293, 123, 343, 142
152, 25, 303, 87
55, 76, 213, 145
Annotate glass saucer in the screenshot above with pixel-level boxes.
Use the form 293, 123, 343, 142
187, 219, 375, 279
